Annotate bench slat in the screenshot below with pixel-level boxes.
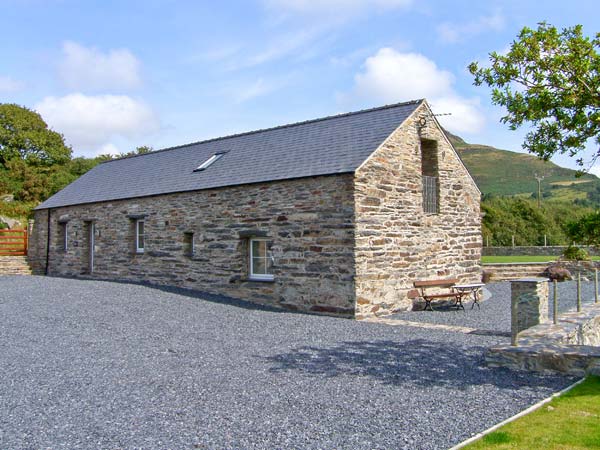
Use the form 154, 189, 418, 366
423, 293, 461, 299
413, 278, 458, 288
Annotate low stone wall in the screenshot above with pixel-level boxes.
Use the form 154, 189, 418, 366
486, 344, 600, 376
487, 302, 600, 376
482, 245, 599, 257
554, 260, 600, 280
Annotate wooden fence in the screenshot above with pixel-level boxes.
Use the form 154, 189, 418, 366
0, 229, 27, 256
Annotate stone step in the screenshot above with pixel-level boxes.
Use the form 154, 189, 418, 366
0, 256, 32, 275
483, 263, 549, 281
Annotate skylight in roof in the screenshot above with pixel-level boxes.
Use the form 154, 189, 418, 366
193, 152, 226, 172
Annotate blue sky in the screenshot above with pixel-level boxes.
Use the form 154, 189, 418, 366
1, 0, 599, 174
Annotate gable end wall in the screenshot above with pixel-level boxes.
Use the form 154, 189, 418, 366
353, 103, 482, 318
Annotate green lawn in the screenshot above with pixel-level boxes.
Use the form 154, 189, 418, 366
482, 255, 600, 263
464, 376, 600, 449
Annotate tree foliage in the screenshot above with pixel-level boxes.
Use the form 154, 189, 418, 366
0, 103, 113, 215
481, 197, 593, 246
0, 104, 72, 166
566, 211, 600, 246
469, 23, 600, 169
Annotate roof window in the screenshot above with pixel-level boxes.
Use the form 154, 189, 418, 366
194, 152, 226, 172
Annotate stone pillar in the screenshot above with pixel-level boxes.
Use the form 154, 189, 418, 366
511, 278, 549, 345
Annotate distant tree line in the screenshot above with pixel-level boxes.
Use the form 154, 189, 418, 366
0, 103, 151, 218
481, 197, 595, 246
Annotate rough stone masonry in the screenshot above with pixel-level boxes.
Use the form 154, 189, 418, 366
29, 101, 482, 318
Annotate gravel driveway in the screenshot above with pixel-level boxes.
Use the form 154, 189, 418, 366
0, 276, 575, 449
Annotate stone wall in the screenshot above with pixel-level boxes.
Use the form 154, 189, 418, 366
510, 278, 549, 344
482, 245, 600, 257
353, 103, 482, 318
30, 175, 357, 316
487, 302, 600, 376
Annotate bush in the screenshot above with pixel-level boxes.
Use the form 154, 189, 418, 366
563, 246, 589, 261
482, 270, 493, 283
545, 264, 572, 281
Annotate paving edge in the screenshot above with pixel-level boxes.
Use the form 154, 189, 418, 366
448, 377, 585, 450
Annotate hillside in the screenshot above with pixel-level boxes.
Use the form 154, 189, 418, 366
446, 131, 600, 205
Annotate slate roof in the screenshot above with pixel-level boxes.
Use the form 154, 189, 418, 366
36, 99, 423, 209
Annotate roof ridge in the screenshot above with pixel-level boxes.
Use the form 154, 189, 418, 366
103, 99, 424, 164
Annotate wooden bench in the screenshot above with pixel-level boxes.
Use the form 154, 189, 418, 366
413, 278, 463, 311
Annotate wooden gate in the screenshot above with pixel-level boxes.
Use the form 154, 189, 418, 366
0, 229, 28, 256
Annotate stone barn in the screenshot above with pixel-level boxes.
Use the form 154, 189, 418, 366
29, 99, 482, 318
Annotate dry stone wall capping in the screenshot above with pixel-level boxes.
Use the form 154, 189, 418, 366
29, 175, 357, 316
353, 103, 482, 319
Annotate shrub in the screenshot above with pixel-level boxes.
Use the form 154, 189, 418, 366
482, 270, 494, 283
563, 245, 589, 261
546, 264, 572, 281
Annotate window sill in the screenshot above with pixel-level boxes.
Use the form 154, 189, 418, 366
247, 276, 275, 283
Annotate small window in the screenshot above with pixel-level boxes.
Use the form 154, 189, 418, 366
249, 239, 274, 281
194, 152, 226, 172
184, 232, 194, 256
421, 138, 440, 214
59, 222, 68, 251
135, 220, 145, 253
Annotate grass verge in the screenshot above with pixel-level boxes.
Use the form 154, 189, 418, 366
463, 376, 600, 449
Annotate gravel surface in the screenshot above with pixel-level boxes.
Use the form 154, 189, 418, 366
0, 276, 576, 450
391, 280, 599, 334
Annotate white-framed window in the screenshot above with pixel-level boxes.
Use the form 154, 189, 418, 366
135, 220, 145, 253
59, 222, 68, 251
193, 152, 226, 172
249, 238, 274, 281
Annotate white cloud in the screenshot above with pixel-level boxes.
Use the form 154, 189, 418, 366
353, 50, 454, 101
234, 78, 273, 103
342, 47, 484, 134
0, 76, 24, 93
35, 94, 159, 156
220, 27, 327, 71
264, 0, 412, 15
98, 143, 121, 156
59, 41, 142, 91
437, 11, 505, 44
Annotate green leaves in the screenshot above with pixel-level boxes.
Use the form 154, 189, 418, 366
566, 211, 600, 246
0, 104, 72, 166
469, 22, 600, 169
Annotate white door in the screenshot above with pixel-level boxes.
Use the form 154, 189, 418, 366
88, 222, 95, 273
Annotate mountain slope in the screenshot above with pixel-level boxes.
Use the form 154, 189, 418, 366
446, 131, 600, 204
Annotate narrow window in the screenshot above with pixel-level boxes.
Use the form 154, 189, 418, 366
135, 220, 145, 253
184, 232, 194, 256
249, 239, 274, 281
421, 139, 439, 214
59, 222, 68, 251
193, 152, 226, 172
